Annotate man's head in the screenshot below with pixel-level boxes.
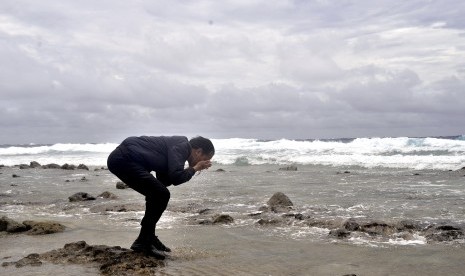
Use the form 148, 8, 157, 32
188, 136, 215, 167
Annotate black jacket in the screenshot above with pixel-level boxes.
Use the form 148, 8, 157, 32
120, 136, 195, 186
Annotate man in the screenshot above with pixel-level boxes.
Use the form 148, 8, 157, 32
107, 136, 214, 259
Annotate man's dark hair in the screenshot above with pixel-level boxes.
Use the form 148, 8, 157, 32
189, 136, 215, 156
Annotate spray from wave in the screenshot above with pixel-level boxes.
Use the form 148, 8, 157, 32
1, 136, 464, 170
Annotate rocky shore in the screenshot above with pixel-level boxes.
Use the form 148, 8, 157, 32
2, 241, 163, 275
2, 162, 465, 275
177, 191, 465, 244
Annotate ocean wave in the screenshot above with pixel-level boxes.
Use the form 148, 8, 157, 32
1, 136, 464, 169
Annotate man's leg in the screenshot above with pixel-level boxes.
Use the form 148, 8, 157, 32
107, 150, 169, 258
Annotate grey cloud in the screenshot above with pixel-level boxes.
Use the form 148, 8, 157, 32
1, 0, 465, 143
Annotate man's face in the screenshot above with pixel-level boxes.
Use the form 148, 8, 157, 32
189, 148, 213, 167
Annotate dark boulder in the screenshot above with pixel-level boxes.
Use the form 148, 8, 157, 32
116, 181, 129, 189
98, 191, 118, 199
0, 216, 28, 233
42, 163, 61, 169
425, 224, 464, 242
77, 164, 89, 170
212, 214, 234, 224
69, 192, 96, 202
2, 253, 42, 268
30, 161, 41, 168
267, 192, 293, 208
342, 218, 359, 231
0, 217, 65, 235
256, 218, 283, 226
22, 220, 66, 235
358, 221, 396, 236
329, 228, 351, 239
395, 220, 423, 231
61, 163, 76, 170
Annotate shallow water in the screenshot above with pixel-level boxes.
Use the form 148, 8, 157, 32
1, 164, 465, 275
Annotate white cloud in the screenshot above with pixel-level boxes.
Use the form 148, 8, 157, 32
1, 0, 464, 143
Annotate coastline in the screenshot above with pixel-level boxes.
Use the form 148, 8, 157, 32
2, 224, 465, 275
1, 163, 465, 275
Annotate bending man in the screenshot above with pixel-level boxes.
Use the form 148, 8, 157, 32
107, 136, 214, 259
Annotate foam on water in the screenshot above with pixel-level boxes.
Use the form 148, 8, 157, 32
1, 136, 464, 169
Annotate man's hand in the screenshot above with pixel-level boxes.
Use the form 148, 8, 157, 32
193, 160, 212, 172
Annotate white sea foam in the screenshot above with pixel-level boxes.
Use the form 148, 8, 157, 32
1, 136, 464, 170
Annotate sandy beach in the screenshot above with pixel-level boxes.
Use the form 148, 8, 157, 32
1, 163, 465, 275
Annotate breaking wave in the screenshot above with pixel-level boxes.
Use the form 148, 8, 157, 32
1, 136, 464, 170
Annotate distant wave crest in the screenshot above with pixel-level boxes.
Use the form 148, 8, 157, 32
1, 136, 464, 170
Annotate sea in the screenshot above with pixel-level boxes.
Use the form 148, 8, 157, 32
1, 135, 465, 275
1, 135, 465, 169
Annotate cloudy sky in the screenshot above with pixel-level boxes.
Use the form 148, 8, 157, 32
1, 0, 464, 144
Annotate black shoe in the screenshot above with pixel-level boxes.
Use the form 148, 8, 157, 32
130, 239, 166, 260
152, 235, 171, 252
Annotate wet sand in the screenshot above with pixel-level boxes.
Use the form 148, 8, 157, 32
2, 164, 465, 275
2, 224, 465, 275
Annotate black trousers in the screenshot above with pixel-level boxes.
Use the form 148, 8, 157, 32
107, 147, 170, 233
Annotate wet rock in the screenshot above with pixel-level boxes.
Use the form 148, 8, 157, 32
30, 161, 41, 168
358, 221, 396, 236
215, 168, 226, 172
77, 164, 89, 170
3, 241, 163, 274
306, 217, 344, 229
1, 217, 65, 235
98, 191, 118, 199
329, 228, 351, 239
342, 218, 360, 231
2, 253, 42, 268
279, 165, 297, 171
294, 213, 306, 220
12, 174, 20, 178
395, 220, 423, 231
19, 164, 30, 169
212, 214, 234, 224
61, 163, 76, 170
267, 192, 293, 208
69, 192, 96, 202
425, 224, 465, 242
22, 220, 66, 235
116, 181, 129, 189
0, 216, 27, 233
198, 208, 213, 215
336, 171, 351, 174
42, 163, 61, 169
256, 218, 283, 226
89, 203, 144, 213
263, 192, 294, 213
